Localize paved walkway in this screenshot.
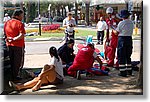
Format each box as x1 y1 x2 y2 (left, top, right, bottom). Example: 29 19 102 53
9 72 142 95
2 28 142 94
5 39 142 95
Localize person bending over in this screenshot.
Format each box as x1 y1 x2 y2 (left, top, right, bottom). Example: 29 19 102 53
58 39 75 71
68 43 103 78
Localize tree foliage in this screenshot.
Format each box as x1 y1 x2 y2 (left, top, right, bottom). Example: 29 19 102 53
3 1 16 17
25 1 37 23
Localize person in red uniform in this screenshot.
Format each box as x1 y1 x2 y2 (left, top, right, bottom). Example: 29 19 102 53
4 9 26 81
67 43 102 78
104 7 120 67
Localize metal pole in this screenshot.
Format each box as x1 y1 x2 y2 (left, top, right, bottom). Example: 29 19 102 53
38 0 41 36
49 10 50 23
48 4 51 24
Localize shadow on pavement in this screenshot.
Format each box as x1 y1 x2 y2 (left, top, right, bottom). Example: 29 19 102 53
2 67 142 95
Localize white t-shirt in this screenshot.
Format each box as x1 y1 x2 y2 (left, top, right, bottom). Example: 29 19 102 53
3 16 11 22
63 17 76 32
49 56 64 80
116 19 134 36
97 20 108 31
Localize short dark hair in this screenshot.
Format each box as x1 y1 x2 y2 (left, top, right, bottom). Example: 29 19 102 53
66 38 75 44
123 16 129 19
87 43 95 49
67 12 73 16
12 9 24 17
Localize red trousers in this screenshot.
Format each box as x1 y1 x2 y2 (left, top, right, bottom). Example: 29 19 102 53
104 34 118 66
68 65 92 77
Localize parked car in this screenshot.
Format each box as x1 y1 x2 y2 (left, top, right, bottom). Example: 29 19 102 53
53 16 64 22
26 17 49 28
33 17 49 22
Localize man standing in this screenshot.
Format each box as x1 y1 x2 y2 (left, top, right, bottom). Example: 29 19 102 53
63 12 76 41
4 9 26 81
3 13 11 23
113 10 134 77
96 16 108 45
104 7 119 67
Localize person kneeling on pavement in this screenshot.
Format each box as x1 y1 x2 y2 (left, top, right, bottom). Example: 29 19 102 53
67 43 103 78
9 47 64 91
58 38 75 75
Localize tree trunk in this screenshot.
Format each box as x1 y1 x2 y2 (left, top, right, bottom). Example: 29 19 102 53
61 7 64 17
85 3 90 26
136 1 143 90
26 2 30 23
68 6 71 12
20 1 23 10
64 8 66 17
20 1 26 23
126 2 128 10
57 7 61 16
75 1 78 24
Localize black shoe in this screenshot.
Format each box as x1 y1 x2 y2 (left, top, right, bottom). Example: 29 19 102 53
118 71 127 77
100 42 103 45
9 81 19 91
104 68 110 72
118 73 127 77
127 70 133 76
86 72 93 77
96 42 100 45
76 70 81 80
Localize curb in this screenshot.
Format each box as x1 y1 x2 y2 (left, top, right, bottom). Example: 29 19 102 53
25 36 141 42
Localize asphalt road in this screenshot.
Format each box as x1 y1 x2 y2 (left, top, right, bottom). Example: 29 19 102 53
25 40 140 58
23 39 140 68
25 40 104 55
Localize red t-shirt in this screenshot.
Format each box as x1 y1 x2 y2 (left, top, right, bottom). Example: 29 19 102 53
4 19 26 47
105 18 119 48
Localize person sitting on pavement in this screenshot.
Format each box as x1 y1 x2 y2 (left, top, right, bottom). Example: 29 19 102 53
58 38 75 75
67 43 103 78
9 46 64 91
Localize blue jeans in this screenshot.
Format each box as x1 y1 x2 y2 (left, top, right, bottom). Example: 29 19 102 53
97 31 104 43
117 36 133 66
65 30 75 42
